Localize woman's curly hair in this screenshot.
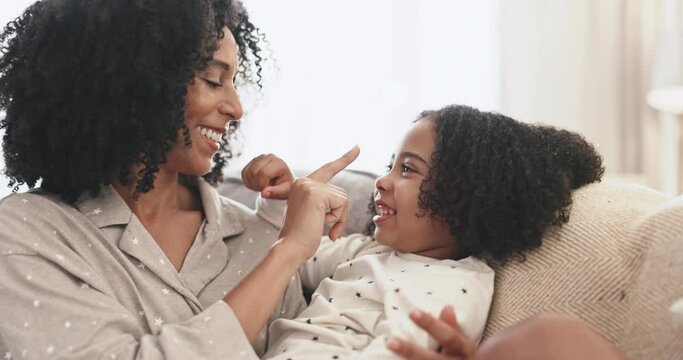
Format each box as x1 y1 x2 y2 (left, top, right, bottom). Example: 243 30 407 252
0 0 266 203
367 105 604 263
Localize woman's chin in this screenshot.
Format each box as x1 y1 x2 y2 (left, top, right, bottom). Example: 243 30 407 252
178 162 213 177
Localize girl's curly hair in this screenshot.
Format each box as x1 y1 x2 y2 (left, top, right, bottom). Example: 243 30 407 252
367 105 604 263
0 0 266 203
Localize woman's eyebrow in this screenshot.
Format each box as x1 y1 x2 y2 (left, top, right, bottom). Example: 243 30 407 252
398 151 429 166
208 59 231 71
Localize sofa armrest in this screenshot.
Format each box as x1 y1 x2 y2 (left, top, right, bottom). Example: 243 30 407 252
618 197 683 359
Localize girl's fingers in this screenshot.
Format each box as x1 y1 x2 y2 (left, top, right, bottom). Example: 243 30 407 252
241 154 268 190
262 182 291 200
252 156 278 189
387 337 453 360
439 305 458 329
410 309 477 357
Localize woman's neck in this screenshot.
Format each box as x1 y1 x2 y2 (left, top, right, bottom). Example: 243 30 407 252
113 168 200 220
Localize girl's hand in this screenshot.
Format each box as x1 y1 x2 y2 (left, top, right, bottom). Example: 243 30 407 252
387 305 478 360
241 154 295 199
277 146 360 263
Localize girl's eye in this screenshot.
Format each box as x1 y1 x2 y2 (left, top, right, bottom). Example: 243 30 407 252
202 78 223 89
401 165 414 174
386 163 393 172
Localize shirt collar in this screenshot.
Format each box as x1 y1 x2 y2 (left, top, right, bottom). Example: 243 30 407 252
75 178 244 238
195 177 244 239
76 185 132 228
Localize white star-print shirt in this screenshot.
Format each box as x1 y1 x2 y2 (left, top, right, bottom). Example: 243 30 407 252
257 198 495 360
0 178 307 359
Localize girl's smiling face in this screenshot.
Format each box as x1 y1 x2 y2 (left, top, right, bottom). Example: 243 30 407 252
373 118 459 260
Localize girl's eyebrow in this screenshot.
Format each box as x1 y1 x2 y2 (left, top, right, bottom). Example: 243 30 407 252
398 151 429 166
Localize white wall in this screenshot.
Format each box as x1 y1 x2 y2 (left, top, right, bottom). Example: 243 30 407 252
497 0 654 177
238 0 499 174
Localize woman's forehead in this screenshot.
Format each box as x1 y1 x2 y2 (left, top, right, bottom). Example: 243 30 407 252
212 29 239 66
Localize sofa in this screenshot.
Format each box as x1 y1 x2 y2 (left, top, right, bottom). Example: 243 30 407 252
217 170 683 359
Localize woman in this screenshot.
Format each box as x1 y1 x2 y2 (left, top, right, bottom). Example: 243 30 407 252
0 0 359 358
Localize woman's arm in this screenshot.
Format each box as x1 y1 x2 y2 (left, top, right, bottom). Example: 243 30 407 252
224 146 360 343
222 239 306 344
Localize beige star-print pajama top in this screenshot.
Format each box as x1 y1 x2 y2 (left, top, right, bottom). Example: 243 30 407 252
0 178 307 360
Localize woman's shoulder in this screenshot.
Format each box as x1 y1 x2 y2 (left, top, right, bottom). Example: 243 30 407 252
1 189 65 209
0 190 87 253
0 190 78 223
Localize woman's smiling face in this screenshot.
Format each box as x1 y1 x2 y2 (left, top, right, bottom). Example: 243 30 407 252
373 118 459 260
163 28 244 176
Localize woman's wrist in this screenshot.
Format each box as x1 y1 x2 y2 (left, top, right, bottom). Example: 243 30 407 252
269 238 310 271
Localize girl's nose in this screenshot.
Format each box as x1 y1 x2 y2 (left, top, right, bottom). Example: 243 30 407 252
375 174 392 193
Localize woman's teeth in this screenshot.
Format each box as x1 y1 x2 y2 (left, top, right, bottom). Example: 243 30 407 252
198 126 222 143
376 205 396 216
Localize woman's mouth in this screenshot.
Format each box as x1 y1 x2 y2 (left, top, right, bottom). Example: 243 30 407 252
197 125 223 151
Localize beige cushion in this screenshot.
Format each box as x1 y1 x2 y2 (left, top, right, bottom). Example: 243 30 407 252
483 181 671 344
619 197 683 359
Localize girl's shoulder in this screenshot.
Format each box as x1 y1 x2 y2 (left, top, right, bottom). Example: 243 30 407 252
447 256 494 275
337 233 392 258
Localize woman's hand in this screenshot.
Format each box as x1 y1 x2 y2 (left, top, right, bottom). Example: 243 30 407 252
388 305 478 360
241 153 295 199
277 146 360 263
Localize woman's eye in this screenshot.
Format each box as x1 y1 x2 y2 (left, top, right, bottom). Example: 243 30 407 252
386 163 393 172
202 78 223 89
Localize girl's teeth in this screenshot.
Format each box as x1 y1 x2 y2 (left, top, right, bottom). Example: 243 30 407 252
376 206 396 216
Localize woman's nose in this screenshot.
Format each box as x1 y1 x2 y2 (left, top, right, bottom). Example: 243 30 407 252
218 86 244 121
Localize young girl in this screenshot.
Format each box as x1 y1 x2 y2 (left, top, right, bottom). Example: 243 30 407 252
242 105 604 359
